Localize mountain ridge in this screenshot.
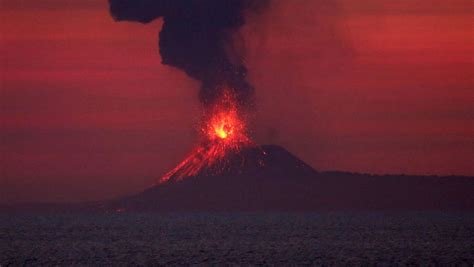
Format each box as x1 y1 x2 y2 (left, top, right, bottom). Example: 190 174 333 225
1 145 473 213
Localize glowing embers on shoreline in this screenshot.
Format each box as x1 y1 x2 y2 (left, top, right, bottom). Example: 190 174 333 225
158 90 253 184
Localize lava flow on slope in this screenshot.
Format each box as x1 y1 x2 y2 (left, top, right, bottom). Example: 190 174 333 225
158 88 257 184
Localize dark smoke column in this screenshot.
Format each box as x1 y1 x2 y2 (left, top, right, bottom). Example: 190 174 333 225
109 0 267 107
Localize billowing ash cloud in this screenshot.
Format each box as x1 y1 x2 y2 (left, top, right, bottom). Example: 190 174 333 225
109 0 268 107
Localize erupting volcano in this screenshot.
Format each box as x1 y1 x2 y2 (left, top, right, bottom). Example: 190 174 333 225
105 0 326 211
109 0 271 185
101 0 472 213
159 88 255 183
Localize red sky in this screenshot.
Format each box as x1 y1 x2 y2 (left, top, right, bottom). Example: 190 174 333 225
1 0 473 203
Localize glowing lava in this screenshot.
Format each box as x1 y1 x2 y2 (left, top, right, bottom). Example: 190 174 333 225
215 124 229 139
158 89 253 184
204 93 248 145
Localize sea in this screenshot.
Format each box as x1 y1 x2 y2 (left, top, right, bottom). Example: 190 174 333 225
1 212 473 265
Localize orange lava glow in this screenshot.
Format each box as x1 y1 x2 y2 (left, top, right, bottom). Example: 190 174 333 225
205 92 247 143
158 89 253 183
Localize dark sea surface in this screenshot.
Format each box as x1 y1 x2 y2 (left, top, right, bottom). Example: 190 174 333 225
1 213 473 265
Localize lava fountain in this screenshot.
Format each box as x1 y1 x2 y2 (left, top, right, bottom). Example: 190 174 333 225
159 88 254 184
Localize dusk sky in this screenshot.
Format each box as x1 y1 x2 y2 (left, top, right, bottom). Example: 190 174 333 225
1 0 473 203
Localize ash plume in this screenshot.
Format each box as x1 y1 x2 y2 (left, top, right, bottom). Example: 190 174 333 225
109 0 268 107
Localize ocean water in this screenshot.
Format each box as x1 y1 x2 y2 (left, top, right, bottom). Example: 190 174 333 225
1 213 473 265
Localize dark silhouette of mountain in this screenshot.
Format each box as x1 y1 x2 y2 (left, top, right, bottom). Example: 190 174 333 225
102 145 473 212
163 144 318 183
1 145 473 213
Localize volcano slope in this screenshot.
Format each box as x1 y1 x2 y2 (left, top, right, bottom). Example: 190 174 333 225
104 145 474 212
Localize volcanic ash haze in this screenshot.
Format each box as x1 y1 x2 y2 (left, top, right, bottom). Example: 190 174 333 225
109 0 268 107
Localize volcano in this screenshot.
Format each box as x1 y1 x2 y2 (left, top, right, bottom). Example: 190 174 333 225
161 144 316 184
2 144 473 213
106 144 318 212
102 144 473 212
